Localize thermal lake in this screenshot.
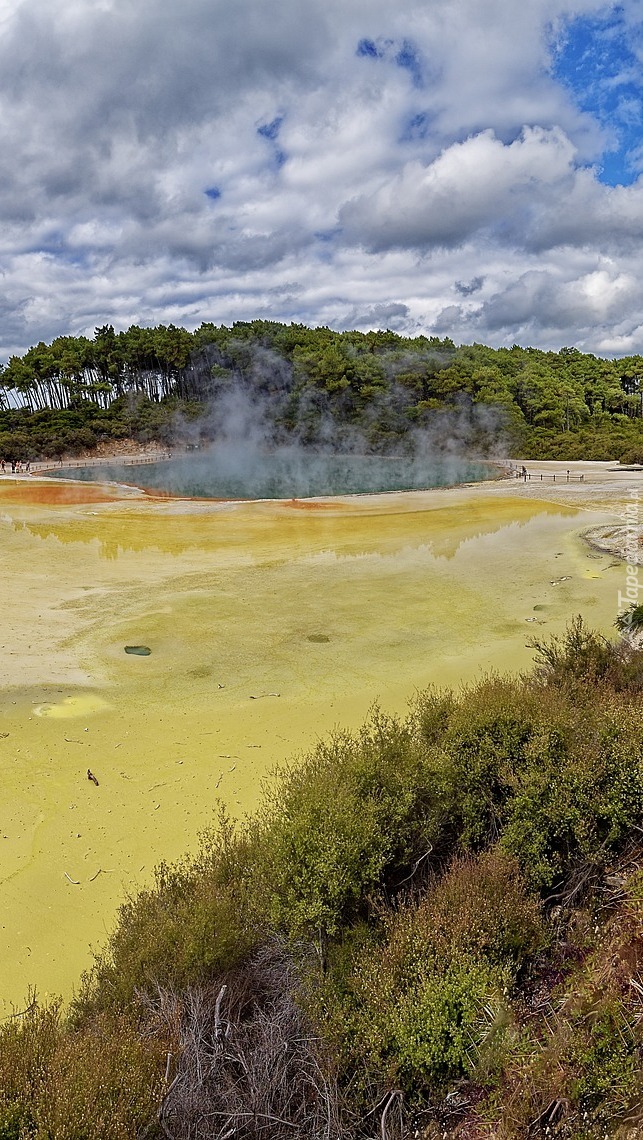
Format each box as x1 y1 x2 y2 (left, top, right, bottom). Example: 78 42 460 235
53 448 494 499
0 469 627 1012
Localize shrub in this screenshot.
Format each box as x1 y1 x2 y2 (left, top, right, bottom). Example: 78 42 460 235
411 665 643 888
490 906 643 1139
413 851 546 964
615 601 643 633
528 614 618 685
0 1001 167 1140
251 711 444 940
157 944 345 1140
529 614 643 691
74 813 261 1018
497 698 643 888
313 853 542 1101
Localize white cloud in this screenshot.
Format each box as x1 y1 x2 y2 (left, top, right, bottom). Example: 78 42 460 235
0 0 643 357
339 126 579 250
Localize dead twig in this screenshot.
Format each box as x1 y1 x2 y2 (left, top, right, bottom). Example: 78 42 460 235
151 942 346 1139
380 1090 402 1140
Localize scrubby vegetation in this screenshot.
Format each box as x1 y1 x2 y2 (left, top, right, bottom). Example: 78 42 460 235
616 602 643 636
2 322 643 462
4 621 643 1137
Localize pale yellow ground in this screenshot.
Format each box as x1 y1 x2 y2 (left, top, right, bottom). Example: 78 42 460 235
0 459 640 1013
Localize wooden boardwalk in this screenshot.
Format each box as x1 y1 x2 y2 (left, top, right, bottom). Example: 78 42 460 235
509 467 586 483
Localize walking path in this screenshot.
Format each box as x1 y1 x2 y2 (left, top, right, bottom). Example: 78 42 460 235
28 445 178 473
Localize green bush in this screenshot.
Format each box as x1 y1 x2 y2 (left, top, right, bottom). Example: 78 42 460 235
569 1001 639 1125
313 853 541 1098
251 711 443 940
73 813 261 1018
386 956 508 1090
527 614 643 688
490 905 643 1139
409 652 643 887
615 601 643 634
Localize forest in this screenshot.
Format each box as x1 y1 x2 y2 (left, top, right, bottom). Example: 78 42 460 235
2 321 643 462
4 621 643 1138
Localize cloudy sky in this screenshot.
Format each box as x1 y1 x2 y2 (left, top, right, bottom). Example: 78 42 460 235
1 0 643 358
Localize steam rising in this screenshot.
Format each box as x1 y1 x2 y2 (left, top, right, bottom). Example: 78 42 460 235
61 447 494 500
59 342 507 498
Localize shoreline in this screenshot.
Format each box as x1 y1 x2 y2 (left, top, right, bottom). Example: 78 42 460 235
0 458 634 1010
0 461 640 553
582 523 643 566
6 452 642 508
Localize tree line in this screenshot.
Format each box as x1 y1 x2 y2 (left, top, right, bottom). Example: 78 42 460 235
2 320 643 460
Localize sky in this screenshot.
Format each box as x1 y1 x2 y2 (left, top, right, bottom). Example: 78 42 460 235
1 0 643 359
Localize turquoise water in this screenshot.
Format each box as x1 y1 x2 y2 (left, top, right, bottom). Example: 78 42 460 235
53 447 495 499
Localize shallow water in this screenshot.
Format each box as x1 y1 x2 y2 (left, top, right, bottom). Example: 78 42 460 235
52 447 494 499
0 478 623 1011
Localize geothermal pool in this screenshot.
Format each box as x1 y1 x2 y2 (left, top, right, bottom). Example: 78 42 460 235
0 475 625 1011
53 448 494 499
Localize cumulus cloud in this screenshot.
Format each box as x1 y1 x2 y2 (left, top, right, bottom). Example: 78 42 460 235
339 126 579 250
480 266 638 332
1 0 643 357
336 302 411 331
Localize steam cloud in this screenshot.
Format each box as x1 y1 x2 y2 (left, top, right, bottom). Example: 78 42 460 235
72 343 509 498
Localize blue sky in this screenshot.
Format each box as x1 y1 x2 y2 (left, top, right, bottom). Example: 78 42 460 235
554 6 643 186
0 0 643 358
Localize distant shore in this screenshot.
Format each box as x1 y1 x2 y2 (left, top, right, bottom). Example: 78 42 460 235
27 440 178 473
4 453 643 526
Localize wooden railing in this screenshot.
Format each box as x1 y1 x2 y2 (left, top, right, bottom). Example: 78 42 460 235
508 468 585 483
28 451 176 473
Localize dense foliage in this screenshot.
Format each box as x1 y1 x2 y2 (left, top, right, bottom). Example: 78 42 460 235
2 321 643 461
4 622 643 1137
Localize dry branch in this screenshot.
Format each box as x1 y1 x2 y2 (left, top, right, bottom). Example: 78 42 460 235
153 943 347 1140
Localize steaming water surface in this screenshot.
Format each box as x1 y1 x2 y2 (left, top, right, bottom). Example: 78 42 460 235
53 448 493 498
0 476 624 1011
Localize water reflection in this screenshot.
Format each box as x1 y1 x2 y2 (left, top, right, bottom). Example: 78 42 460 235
52 448 495 499
6 495 575 563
